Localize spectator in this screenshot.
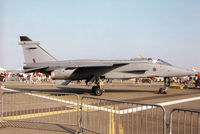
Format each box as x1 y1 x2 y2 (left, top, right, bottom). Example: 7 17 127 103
0 73 5 88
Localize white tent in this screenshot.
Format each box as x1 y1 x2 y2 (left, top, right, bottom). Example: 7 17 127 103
0 67 6 71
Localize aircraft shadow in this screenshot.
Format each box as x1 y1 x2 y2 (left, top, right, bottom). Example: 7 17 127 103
9 86 157 95
187 87 200 90
57 87 156 95
105 89 155 93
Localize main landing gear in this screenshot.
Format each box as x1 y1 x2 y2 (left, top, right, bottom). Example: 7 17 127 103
158 77 170 94
91 77 105 96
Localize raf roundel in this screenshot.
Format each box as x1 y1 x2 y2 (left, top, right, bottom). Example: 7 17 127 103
33 58 36 63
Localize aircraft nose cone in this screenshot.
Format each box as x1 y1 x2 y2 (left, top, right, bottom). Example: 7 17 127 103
174 68 194 77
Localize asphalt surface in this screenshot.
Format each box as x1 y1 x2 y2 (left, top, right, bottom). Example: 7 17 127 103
0 80 200 134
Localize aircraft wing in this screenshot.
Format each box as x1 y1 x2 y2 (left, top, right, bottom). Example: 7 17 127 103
65 63 127 69
23 63 128 80
68 63 129 80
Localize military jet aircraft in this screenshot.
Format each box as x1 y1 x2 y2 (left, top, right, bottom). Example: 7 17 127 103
19 36 193 95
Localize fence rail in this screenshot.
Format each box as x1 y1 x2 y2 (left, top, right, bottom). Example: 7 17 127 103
80 96 166 134
1 91 80 132
169 108 200 134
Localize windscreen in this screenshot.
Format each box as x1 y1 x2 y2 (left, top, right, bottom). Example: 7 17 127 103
157 59 172 66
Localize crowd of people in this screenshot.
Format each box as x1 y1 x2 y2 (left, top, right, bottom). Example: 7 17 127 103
169 75 200 88
0 72 52 88
135 75 200 88
11 72 52 84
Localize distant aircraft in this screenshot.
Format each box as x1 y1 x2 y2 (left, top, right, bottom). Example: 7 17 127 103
19 36 193 95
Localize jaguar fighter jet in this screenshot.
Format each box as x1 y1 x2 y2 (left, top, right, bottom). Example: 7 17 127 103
19 36 193 95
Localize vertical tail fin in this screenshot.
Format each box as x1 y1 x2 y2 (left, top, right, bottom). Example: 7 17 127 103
19 36 57 64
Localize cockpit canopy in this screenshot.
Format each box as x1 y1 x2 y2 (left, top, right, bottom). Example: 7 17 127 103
131 58 172 66
156 59 172 66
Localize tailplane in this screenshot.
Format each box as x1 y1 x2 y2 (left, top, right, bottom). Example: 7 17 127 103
19 36 57 64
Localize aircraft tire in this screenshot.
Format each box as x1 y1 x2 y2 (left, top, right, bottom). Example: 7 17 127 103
94 87 103 96
159 88 165 94
92 86 97 93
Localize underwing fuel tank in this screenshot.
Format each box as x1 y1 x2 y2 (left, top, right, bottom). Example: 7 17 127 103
51 69 75 80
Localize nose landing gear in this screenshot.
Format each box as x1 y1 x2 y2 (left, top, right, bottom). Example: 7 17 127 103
158 77 170 94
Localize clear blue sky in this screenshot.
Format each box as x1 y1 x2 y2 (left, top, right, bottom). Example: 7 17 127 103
0 0 200 70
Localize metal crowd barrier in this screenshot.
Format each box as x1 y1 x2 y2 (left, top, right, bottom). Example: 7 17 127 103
0 91 80 132
79 96 166 134
4 91 200 134
169 108 200 134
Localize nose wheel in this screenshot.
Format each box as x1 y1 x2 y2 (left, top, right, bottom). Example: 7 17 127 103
158 87 167 94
